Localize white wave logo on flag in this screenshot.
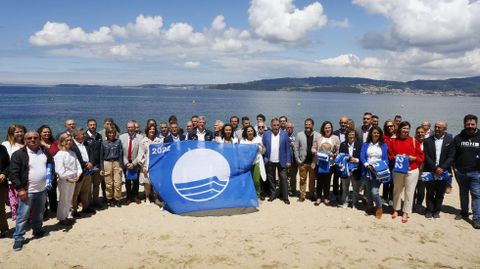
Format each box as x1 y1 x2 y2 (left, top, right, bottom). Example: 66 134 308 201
172 148 231 202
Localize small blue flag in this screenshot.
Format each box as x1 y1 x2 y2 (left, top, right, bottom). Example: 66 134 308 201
148 141 259 215
393 155 409 174
316 151 331 174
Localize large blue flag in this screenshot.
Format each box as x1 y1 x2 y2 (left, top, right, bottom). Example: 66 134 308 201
148 141 259 215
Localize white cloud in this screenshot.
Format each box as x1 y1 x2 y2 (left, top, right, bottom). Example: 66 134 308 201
316 54 360 66
184 61 200 68
211 15 226 31
353 0 480 52
165 23 206 45
248 0 327 42
29 22 114 46
329 18 350 28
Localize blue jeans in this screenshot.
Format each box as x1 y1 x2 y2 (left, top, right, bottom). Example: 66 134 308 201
13 191 47 242
365 178 383 209
456 171 480 221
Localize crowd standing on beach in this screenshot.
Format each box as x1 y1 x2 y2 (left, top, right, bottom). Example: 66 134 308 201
0 112 479 251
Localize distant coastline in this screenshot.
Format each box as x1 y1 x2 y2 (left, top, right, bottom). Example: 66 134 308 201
2 75 480 97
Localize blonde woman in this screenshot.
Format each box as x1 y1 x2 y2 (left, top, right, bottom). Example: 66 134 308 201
135 125 162 205
54 134 82 225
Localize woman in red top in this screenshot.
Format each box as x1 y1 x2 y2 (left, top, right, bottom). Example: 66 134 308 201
388 121 425 223
38 125 59 215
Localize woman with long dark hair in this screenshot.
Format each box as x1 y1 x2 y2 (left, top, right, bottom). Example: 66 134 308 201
382 120 396 206
360 126 389 219
38 125 59 214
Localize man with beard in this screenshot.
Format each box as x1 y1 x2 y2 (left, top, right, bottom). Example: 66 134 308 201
356 112 372 143
294 118 318 202
453 114 480 229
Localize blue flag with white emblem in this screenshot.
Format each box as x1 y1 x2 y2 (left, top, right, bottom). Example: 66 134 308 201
148 141 259 215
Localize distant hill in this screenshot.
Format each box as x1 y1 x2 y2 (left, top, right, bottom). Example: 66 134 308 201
208 76 480 96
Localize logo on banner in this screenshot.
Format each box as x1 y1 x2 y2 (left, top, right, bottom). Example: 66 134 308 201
172 148 231 202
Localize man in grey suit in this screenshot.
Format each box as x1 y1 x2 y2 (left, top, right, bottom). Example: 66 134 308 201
294 118 319 202
119 120 143 204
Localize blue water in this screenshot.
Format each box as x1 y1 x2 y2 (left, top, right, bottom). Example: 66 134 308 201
0 85 478 138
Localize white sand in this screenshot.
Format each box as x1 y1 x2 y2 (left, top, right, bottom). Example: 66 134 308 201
1 183 479 269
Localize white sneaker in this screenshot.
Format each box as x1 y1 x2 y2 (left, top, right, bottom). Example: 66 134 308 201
146 200 151 205
341 203 348 208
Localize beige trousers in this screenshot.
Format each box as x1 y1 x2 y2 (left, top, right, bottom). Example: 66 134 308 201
72 174 92 211
103 161 123 201
393 168 419 214
298 163 316 199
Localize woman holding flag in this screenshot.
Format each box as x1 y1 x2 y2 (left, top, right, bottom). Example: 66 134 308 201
388 121 424 223
360 126 389 219
312 121 340 206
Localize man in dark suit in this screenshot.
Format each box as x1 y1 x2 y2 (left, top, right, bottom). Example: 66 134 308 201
187 116 214 141
84 119 103 207
356 112 372 143
164 123 186 143
262 118 292 204
423 120 455 219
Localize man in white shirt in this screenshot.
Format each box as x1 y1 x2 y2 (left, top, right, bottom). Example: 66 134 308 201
10 131 53 251
262 119 292 204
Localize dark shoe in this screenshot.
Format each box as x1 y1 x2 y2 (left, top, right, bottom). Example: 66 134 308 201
0 230 11 238
107 200 114 207
425 212 433 220
314 199 321 206
455 213 469 220
365 207 375 216
134 198 141 204
58 220 71 226
115 200 122 208
13 240 23 251
267 195 276 202
33 230 49 239
433 212 440 219
82 208 96 214
71 211 81 218
297 197 305 202
125 199 133 206
284 200 290 205
259 195 265 201
473 220 480 229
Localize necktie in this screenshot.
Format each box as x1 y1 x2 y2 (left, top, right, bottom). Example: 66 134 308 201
127 135 133 161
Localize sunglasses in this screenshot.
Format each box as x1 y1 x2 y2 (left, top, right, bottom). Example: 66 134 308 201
26 136 39 140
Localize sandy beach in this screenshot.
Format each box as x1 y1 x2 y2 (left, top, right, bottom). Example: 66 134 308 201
1 182 479 269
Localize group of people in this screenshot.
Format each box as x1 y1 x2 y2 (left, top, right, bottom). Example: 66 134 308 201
0 112 479 251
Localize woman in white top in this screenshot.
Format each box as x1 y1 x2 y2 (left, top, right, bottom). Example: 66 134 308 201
239 125 265 197
215 124 238 144
135 125 163 205
54 133 82 225
2 124 26 221
311 121 341 206
360 126 389 219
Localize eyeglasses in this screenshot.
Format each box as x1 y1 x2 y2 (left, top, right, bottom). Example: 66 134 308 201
258 126 265 129
26 136 39 140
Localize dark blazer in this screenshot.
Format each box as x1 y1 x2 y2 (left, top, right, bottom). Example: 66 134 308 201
423 134 455 173
0 145 10 187
187 129 214 141
262 130 291 168
333 129 346 143
9 146 55 191
339 140 362 178
164 134 186 143
71 141 91 181
84 131 102 168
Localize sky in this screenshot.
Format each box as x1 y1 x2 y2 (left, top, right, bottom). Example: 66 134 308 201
1 0 479 85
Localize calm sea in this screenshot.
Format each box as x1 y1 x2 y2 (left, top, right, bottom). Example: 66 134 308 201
0 85 478 138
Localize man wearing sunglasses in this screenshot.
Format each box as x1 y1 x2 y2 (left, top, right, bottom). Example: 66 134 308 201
10 131 55 251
